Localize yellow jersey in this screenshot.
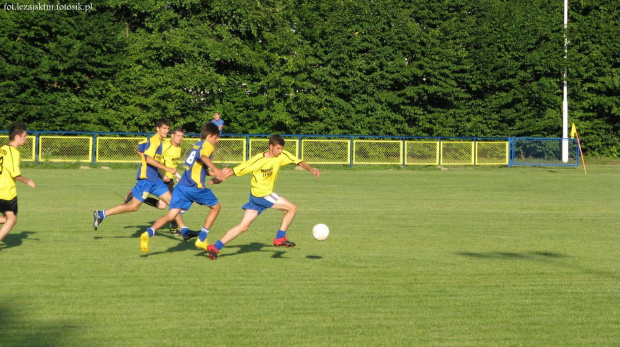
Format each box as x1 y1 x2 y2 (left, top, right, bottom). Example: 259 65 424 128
0 145 22 200
233 150 301 197
161 138 182 179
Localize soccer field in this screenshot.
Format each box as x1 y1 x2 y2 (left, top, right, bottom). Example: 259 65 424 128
1 166 618 346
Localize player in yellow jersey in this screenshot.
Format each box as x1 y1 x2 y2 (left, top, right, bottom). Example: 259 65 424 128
93 118 185 232
123 127 185 234
139 122 227 253
205 134 320 260
0 123 36 251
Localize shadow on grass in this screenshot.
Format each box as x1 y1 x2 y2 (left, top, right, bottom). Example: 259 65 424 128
457 251 567 259
191 242 294 259
92 223 154 239
1 231 38 250
0 299 81 346
457 251 618 279
141 240 298 259
305 255 323 260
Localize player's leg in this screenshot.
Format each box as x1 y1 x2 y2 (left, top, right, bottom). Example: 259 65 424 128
194 202 221 250
165 180 179 232
93 181 147 230
270 196 298 247
180 188 220 250
156 184 194 239
206 209 259 259
140 208 182 253
0 211 17 243
156 190 187 233
0 198 19 247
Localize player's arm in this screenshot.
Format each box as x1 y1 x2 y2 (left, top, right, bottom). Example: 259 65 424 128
145 155 176 175
200 155 227 182
298 161 320 179
15 175 35 188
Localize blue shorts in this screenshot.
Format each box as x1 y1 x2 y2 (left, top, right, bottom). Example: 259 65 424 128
242 193 280 215
131 179 170 202
169 184 219 211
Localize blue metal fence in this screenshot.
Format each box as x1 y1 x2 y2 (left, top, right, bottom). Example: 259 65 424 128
0 131 580 168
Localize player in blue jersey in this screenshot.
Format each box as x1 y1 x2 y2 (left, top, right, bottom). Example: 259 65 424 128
139 122 228 253
93 118 185 231
123 127 185 234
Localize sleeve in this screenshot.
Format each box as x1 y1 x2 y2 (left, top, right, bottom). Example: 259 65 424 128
233 153 264 177
137 140 149 153
200 142 215 159
280 150 302 166
8 147 21 178
143 136 160 159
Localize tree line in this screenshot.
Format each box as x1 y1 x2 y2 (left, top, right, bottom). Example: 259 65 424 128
1 0 618 155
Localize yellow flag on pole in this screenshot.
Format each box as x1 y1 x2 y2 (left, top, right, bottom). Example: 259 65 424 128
570 123 576 139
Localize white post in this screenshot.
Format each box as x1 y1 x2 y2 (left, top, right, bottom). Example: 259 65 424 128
562 0 569 162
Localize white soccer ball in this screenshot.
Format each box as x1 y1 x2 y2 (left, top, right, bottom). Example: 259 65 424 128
312 223 330 241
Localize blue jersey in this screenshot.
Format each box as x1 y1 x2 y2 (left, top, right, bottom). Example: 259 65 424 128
136 135 163 182
178 140 215 189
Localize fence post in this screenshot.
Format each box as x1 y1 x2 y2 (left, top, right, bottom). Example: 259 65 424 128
402 137 406 168
438 137 442 166
349 136 354 168
35 132 40 165
92 133 97 165
473 137 477 166
508 137 514 168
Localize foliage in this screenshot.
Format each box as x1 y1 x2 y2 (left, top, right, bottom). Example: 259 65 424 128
0 0 618 155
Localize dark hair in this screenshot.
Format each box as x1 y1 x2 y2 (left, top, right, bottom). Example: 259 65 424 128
155 118 170 128
171 126 184 134
200 122 219 140
8 122 27 141
269 134 285 146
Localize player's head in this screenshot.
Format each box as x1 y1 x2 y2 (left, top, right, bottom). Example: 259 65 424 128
170 127 184 146
213 112 220 121
268 134 285 157
8 122 27 142
155 118 170 138
201 122 220 141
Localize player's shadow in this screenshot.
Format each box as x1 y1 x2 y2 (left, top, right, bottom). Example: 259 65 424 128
142 238 200 257
215 242 293 259
456 251 567 259
92 223 154 239
457 251 618 280
1 231 38 249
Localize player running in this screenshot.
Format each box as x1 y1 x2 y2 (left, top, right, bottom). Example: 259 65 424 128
139 123 227 253
124 126 185 234
93 118 185 232
0 123 36 251
205 134 320 260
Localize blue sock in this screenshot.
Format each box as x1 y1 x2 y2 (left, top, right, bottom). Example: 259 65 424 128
147 227 155 238
198 228 209 242
98 210 106 219
276 229 286 239
214 240 225 251
180 227 189 236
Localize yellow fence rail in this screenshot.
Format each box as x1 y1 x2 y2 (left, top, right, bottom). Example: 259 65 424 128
0 136 36 162
2 132 514 167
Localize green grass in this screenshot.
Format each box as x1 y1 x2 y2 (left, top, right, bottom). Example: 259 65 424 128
1 165 618 346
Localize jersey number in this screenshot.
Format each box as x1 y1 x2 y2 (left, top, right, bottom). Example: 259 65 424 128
185 150 197 166
0 156 4 175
